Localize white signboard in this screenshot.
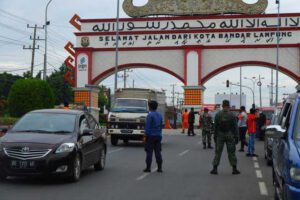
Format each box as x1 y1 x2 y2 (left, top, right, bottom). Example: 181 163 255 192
77 31 299 48
80 16 300 33
76 53 89 87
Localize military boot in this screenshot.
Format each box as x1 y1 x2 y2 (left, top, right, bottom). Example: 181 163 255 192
210 166 218 175
157 162 163 173
208 143 213 149
232 166 241 175
203 143 206 149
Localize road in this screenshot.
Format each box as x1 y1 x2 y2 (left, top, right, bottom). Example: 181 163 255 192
0 129 274 200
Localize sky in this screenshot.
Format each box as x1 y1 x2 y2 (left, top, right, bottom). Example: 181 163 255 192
0 0 299 108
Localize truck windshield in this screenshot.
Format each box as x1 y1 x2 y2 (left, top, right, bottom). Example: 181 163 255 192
112 99 148 113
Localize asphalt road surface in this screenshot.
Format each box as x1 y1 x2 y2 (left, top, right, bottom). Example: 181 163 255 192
0 129 274 200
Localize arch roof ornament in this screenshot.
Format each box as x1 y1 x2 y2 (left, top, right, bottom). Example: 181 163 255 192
123 0 268 18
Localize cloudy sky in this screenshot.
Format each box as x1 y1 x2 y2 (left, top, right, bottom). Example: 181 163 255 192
0 0 299 108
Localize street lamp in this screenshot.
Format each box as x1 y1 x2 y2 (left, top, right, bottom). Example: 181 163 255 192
275 0 281 106
43 0 53 81
244 76 258 105
114 0 120 94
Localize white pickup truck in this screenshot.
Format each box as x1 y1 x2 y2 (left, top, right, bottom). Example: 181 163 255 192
107 98 148 146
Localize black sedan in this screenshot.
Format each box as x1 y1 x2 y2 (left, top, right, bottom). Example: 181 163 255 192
0 109 107 182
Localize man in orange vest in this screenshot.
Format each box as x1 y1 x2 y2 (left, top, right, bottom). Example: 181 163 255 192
181 109 189 134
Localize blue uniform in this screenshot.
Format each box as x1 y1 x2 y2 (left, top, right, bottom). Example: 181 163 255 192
144 111 163 169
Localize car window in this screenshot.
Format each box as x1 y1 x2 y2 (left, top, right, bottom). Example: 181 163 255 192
79 116 90 133
87 115 97 129
278 103 291 127
294 103 300 140
281 104 292 130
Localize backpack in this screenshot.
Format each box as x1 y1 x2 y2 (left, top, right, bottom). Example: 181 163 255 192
219 111 232 132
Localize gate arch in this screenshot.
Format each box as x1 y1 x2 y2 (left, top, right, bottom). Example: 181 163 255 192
91 63 185 85
201 61 300 84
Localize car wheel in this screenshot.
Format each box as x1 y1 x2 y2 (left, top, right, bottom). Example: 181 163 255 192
111 136 118 146
94 148 106 171
69 154 81 182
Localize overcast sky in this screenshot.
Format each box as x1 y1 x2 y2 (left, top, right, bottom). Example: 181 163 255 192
0 0 299 108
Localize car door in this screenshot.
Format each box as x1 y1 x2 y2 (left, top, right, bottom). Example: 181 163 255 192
86 114 103 164
78 114 95 168
273 102 292 178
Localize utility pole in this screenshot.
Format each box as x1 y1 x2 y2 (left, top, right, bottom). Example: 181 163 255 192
258 75 263 108
275 0 281 106
118 69 132 88
170 84 176 107
23 24 44 77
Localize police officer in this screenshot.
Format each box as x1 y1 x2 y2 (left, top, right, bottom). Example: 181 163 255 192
211 100 240 175
187 108 198 136
200 108 214 149
144 100 163 173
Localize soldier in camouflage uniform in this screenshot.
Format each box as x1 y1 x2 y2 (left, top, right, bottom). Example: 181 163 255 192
210 100 240 175
200 108 214 149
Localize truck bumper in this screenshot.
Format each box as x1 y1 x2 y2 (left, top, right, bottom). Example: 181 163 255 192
108 129 145 141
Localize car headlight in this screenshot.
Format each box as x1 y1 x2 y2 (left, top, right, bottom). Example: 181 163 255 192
55 143 75 154
290 167 300 181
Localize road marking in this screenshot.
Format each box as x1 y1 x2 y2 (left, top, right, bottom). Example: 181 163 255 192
179 150 190 156
258 182 268 196
252 157 258 161
108 148 124 154
254 162 260 169
256 170 263 178
136 167 158 181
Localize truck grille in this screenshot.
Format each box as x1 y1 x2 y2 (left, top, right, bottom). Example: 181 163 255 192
4 148 52 160
119 118 137 122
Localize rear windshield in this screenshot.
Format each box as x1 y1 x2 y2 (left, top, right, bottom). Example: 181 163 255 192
12 113 76 134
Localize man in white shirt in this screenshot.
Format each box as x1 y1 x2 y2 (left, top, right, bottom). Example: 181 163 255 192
238 106 248 152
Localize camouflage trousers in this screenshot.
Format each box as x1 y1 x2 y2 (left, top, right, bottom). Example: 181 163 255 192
202 130 212 145
212 134 237 167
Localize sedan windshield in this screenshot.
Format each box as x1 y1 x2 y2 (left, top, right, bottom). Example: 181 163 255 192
12 113 76 134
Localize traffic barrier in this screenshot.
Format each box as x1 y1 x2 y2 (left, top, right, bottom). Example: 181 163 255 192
165 119 171 129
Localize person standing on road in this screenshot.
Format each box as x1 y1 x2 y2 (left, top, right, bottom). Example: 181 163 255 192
247 108 258 157
211 100 240 175
200 108 214 149
181 109 189 134
144 100 163 173
257 110 267 141
238 106 248 152
188 108 198 136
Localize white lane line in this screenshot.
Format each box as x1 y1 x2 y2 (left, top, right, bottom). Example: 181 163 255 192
252 157 258 161
136 167 158 181
179 150 190 156
256 170 263 178
254 162 260 169
108 148 124 154
259 182 268 196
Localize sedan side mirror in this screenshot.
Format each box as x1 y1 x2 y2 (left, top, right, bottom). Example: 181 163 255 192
266 125 286 139
82 129 93 136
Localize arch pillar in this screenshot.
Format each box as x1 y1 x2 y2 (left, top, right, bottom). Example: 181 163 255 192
183 47 205 109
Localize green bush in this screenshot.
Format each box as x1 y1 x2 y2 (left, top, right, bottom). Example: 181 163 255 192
8 79 55 117
0 117 19 125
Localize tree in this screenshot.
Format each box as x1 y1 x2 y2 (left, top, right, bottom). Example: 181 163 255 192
0 72 23 100
8 79 55 117
98 86 110 114
47 64 73 105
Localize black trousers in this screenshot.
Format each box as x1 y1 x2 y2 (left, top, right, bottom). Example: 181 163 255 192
239 127 247 150
188 123 195 135
145 136 162 169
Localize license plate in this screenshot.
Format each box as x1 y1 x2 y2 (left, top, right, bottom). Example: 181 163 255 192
11 160 35 169
121 129 133 134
